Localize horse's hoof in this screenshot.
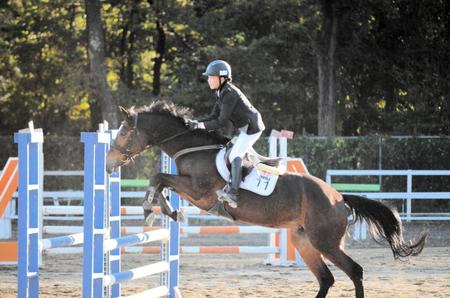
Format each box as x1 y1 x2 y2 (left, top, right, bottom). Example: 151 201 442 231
142 199 153 210
145 212 156 226
176 210 186 223
145 186 156 201
226 200 237 208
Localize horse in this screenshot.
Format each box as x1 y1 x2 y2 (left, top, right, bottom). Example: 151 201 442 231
105 100 427 298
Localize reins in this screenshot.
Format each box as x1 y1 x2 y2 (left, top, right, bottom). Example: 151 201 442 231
159 130 190 145
172 144 223 162
158 122 223 161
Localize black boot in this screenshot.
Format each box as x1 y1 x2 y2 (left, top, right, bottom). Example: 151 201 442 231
217 157 242 208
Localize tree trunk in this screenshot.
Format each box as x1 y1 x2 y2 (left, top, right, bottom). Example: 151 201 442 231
316 0 338 136
152 19 166 96
85 0 118 128
148 0 166 97
119 1 138 89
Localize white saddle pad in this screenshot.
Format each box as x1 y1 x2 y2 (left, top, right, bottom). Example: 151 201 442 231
215 148 282 196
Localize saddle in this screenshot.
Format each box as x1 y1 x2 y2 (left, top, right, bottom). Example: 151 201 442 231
223 141 283 175
215 141 286 196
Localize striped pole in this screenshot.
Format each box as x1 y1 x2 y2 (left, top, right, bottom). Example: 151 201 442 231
44 225 278 235
104 229 170 251
39 233 84 251
103 262 169 287
15 122 44 298
37 245 281 255
123 246 278 254
41 205 210 216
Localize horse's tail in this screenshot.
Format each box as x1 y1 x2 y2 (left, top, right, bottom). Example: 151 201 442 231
343 194 427 259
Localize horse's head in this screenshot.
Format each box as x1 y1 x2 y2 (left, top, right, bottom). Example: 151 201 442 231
106 106 149 173
106 100 229 173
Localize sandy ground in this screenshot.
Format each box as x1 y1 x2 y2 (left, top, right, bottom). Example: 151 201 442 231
1 223 449 297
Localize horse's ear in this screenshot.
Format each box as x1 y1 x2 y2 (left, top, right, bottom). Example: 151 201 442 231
119 106 129 119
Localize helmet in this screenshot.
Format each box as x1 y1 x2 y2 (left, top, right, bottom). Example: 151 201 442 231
202 60 232 79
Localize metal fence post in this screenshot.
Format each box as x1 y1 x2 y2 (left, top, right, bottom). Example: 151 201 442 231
407 171 412 222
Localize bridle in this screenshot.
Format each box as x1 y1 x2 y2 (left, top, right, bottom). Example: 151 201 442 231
110 112 191 164
110 114 144 163
110 132 143 163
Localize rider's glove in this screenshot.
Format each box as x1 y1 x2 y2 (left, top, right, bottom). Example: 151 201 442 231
187 120 205 131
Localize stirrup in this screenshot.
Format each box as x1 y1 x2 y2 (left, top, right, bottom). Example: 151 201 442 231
216 186 238 208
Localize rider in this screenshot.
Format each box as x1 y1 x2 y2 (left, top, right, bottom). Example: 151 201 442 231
188 60 265 208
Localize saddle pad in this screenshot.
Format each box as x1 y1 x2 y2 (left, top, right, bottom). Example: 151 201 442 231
215 148 280 196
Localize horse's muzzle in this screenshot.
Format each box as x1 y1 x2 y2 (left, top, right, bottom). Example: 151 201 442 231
106 156 131 173
106 160 117 174
106 150 122 173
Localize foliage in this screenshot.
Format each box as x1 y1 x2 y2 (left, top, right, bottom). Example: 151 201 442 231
0 0 448 137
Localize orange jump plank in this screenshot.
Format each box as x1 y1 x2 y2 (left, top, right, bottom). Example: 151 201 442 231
0 242 18 263
197 226 240 234
287 159 308 174
0 158 18 217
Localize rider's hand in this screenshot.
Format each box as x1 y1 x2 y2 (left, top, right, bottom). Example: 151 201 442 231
187 120 205 131
187 120 198 130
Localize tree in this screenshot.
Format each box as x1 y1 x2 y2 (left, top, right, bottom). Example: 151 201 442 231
148 0 166 97
337 0 450 135
315 0 339 136
85 0 118 127
1 0 448 137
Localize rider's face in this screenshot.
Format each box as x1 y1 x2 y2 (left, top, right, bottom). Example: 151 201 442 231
207 76 221 90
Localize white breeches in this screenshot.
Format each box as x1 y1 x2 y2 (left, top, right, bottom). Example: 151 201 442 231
229 130 262 162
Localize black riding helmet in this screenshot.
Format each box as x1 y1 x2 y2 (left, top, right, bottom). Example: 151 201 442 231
202 60 232 80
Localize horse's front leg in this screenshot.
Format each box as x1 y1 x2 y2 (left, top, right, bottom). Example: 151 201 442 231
143 173 200 226
143 184 180 226
143 191 182 225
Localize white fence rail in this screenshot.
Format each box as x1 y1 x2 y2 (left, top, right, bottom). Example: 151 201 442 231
326 169 450 222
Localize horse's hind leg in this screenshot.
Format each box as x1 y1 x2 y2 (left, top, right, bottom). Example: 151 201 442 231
323 249 364 298
291 228 334 298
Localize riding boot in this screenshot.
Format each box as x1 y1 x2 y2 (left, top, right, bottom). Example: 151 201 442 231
218 157 242 208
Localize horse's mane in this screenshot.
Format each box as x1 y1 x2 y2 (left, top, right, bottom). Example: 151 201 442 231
132 100 192 122
131 100 229 144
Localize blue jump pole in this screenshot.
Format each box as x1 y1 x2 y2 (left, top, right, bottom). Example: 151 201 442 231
40 233 84 250
81 129 110 298
82 127 180 298
15 124 44 298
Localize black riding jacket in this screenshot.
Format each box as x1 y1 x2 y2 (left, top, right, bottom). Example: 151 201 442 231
201 82 265 134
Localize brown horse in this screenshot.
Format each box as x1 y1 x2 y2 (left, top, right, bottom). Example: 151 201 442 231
106 100 427 298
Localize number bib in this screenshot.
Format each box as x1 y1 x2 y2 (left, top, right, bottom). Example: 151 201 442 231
215 148 280 196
